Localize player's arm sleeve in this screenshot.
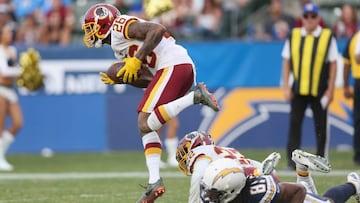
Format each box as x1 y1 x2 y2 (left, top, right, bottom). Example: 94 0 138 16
281 40 290 59
188 157 211 203
327 37 339 62
122 17 139 40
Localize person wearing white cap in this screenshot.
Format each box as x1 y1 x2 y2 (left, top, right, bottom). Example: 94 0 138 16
281 2 338 170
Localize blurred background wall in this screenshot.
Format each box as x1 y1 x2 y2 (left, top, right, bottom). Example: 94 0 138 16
2 0 359 153
9 40 352 153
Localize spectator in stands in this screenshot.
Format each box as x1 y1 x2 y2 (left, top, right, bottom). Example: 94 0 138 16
0 0 15 22
0 1 16 31
15 13 40 46
293 0 326 28
0 23 23 171
332 3 358 39
0 4 7 25
154 0 193 39
113 0 130 15
12 0 43 22
259 0 294 41
128 0 147 19
195 0 222 40
174 0 199 40
221 0 250 39
39 0 74 45
41 0 73 15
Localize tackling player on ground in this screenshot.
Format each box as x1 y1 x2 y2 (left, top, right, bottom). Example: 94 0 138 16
82 4 219 203
200 150 360 203
176 131 281 203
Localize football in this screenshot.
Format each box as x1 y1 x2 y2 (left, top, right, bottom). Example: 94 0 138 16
106 62 153 88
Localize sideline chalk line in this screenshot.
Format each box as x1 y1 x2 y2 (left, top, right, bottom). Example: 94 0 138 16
0 170 357 180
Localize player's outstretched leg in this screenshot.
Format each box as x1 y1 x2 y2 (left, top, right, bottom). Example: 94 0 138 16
262 152 281 175
193 82 220 112
136 178 165 203
292 149 331 173
347 172 360 203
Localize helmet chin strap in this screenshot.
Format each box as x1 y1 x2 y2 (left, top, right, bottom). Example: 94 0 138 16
94 39 103 48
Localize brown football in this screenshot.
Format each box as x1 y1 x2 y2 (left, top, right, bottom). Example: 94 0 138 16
106 62 153 88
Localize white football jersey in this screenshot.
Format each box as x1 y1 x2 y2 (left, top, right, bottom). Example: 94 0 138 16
110 15 194 70
187 145 262 203
187 145 261 175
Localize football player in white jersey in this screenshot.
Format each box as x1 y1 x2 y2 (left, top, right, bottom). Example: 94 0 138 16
176 131 281 203
200 151 360 203
82 3 220 203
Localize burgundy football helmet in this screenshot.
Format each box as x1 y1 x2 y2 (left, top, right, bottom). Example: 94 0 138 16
82 3 121 48
176 131 214 175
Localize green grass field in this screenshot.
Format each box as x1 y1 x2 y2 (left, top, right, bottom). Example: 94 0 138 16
0 149 359 203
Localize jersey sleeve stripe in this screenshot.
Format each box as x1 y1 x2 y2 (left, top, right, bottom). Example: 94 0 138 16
124 18 138 40
190 154 212 174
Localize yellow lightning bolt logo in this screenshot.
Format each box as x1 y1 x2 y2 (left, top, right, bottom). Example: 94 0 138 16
209 88 353 142
213 167 243 185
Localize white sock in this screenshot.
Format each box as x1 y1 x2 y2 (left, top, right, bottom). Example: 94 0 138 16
165 137 178 163
142 132 162 184
296 164 318 195
146 154 161 184
147 93 194 131
0 131 14 159
297 174 318 194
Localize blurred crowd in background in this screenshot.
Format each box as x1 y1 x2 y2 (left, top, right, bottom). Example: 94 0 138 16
0 0 359 46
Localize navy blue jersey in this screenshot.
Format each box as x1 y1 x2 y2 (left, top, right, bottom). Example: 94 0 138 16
231 175 281 203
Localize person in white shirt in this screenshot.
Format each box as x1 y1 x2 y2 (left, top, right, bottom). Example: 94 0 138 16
0 23 23 171
281 2 338 170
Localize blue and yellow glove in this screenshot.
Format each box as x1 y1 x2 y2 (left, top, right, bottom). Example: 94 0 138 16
99 72 115 85
117 57 142 83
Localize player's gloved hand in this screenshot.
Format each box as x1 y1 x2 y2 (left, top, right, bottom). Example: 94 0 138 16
116 57 142 83
99 72 115 85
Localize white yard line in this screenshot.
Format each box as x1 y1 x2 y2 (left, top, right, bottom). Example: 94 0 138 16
0 171 183 180
0 170 356 180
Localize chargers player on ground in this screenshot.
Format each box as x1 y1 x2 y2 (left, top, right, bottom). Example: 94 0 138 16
200 150 360 203
82 3 219 203
176 131 281 203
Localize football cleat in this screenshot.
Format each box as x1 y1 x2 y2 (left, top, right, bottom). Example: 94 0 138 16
292 149 331 173
261 152 281 175
136 178 165 203
193 82 220 112
347 172 360 203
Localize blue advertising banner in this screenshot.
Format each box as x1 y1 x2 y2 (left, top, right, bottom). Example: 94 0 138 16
8 40 352 153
